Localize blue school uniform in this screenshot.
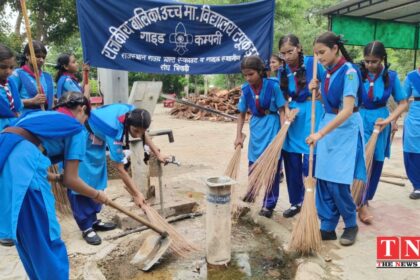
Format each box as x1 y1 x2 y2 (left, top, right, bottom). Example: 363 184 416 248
315 61 366 231
9 68 54 113
279 56 325 206
403 69 420 190
359 69 406 201
56 74 82 98
68 103 135 231
238 78 286 209
0 111 84 280
0 79 23 130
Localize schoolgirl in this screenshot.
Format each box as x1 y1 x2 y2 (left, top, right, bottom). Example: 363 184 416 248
0 44 22 130
68 103 169 245
307 32 366 246
358 41 408 222
0 91 109 279
403 66 420 200
235 55 286 218
269 54 283 78
55 53 90 99
0 44 23 247
9 41 54 113
277 34 325 218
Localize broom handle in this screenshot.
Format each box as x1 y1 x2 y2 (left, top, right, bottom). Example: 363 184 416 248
20 0 45 111
107 200 168 237
308 55 318 178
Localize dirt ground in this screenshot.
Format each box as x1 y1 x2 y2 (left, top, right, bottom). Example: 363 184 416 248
1 104 419 280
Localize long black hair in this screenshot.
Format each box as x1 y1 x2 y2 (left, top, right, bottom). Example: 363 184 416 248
0 44 14 62
19 40 47 67
278 34 306 93
314 31 353 63
240 56 267 79
55 53 73 83
360 41 390 88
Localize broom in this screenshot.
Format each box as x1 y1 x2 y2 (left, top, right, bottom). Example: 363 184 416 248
289 55 321 255
351 121 382 207
225 133 246 216
21 0 72 216
142 204 198 257
242 109 299 203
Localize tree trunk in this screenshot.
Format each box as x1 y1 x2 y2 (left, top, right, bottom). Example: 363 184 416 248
14 11 23 38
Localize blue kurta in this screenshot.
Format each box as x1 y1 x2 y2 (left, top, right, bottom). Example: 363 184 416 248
359 70 406 161
237 78 286 162
9 68 54 113
403 69 420 153
0 79 23 130
77 103 135 191
280 56 325 154
56 74 82 98
315 62 366 185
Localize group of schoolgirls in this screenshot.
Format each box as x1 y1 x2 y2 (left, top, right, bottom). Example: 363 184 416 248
0 41 169 279
236 31 419 247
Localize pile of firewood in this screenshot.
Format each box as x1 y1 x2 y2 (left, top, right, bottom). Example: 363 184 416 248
169 87 250 122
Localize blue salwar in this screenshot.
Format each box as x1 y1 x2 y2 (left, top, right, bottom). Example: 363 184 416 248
16 189 69 280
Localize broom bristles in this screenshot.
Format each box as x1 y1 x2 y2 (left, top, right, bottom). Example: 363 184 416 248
289 177 321 254
49 165 73 218
242 109 299 204
225 143 243 216
351 123 381 206
142 204 198 257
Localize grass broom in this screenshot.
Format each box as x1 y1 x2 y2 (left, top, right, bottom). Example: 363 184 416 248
225 133 246 216
142 204 198 257
21 0 72 217
289 55 321 255
242 109 299 204
351 121 382 207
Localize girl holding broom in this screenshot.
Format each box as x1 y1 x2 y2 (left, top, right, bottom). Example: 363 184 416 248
55 53 90 99
0 91 109 279
307 32 366 246
235 55 286 218
403 67 420 200
358 41 408 223
0 44 23 247
67 103 170 245
277 34 325 218
10 41 54 113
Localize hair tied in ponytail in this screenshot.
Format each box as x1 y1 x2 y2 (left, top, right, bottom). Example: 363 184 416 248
337 35 347 45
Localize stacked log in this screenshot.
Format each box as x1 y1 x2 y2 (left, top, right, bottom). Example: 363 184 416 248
169 87 251 122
